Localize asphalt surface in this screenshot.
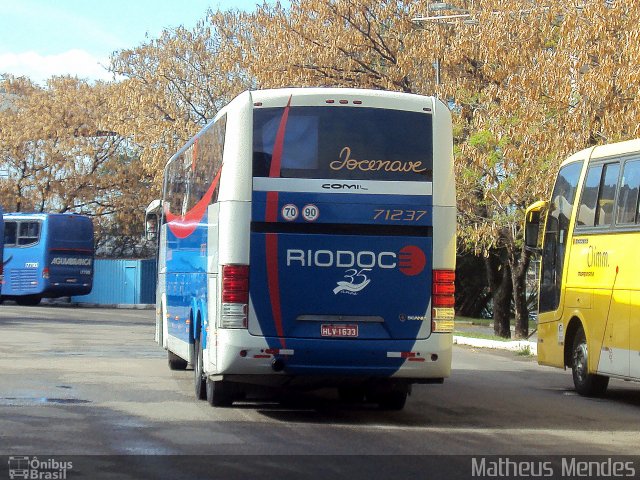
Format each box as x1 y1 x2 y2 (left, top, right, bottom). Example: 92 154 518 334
1 305 639 479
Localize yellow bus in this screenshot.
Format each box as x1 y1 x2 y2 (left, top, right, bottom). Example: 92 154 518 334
525 139 640 396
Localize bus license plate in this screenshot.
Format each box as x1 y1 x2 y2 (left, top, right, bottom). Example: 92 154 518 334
321 324 358 338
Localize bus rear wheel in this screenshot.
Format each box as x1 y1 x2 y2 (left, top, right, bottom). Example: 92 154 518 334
378 389 408 411
338 386 366 404
571 326 609 397
367 383 410 411
168 351 188 370
206 379 234 407
194 337 206 400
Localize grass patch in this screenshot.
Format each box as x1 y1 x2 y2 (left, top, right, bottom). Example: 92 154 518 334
453 331 512 342
516 344 533 356
455 316 537 329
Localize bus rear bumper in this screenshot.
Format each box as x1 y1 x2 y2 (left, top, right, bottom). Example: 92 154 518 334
210 330 452 386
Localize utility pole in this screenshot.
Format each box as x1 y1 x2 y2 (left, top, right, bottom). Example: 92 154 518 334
412 2 476 85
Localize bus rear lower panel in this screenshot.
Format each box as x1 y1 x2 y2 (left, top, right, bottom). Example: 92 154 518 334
214 329 452 389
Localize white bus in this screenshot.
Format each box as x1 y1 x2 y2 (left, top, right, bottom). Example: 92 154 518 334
146 88 456 410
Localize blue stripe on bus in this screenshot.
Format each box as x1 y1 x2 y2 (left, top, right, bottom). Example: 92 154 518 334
251 191 433 225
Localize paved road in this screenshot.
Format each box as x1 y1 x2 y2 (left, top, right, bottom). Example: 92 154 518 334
1 306 639 477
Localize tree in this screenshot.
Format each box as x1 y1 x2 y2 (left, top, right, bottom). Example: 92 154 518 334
244 0 544 336
244 1 436 92
438 0 640 336
108 10 255 187
0 75 152 255
240 0 640 337
5 0 638 318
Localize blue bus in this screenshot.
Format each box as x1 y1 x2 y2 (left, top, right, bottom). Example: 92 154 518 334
2 213 94 305
146 88 456 410
0 206 4 296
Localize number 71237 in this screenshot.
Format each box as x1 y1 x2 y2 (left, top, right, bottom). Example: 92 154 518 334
373 209 427 222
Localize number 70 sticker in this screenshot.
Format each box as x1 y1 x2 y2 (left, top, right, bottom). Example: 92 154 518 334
281 204 298 221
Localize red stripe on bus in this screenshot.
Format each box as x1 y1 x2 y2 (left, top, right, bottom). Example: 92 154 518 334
165 168 222 239
264 97 292 348
265 97 292 223
268 96 292 178
266 233 286 348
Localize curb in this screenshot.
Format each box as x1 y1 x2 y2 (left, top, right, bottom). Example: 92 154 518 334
72 303 155 310
453 335 537 355
39 300 155 310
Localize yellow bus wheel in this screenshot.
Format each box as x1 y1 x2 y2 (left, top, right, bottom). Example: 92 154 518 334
571 327 609 397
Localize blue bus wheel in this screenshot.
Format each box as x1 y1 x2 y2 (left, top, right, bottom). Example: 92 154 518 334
338 386 366 404
16 295 41 306
194 337 206 400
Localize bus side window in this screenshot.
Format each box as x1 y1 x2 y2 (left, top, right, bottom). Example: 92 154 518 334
539 161 582 313
616 159 640 224
18 221 40 246
4 221 17 246
577 166 602 227
595 163 620 227
165 158 185 217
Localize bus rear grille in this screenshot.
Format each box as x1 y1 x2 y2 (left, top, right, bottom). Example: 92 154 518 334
9 270 39 291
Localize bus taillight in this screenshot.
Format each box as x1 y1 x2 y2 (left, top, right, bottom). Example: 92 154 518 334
42 267 50 280
221 264 249 329
432 269 455 332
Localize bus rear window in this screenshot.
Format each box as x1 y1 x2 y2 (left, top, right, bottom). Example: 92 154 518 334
49 216 94 250
253 106 433 182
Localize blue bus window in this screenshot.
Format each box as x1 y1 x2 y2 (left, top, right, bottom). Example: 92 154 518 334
4 221 17 246
18 221 40 246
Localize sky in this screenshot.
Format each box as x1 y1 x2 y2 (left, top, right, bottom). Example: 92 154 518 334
0 0 270 85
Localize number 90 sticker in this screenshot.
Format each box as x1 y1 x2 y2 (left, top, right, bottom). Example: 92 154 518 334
281 204 298 221
302 204 320 222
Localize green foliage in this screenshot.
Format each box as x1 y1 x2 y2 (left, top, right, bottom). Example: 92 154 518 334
468 129 495 150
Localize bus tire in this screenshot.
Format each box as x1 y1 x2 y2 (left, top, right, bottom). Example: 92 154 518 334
378 389 408 411
206 378 234 407
194 336 206 400
17 295 41 306
338 386 366 403
571 326 609 397
207 378 233 407
168 350 188 370
368 383 409 411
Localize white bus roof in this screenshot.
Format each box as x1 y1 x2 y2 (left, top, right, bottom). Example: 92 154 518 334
561 138 640 168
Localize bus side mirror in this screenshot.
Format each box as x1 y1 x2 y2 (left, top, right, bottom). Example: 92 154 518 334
145 213 159 241
145 199 162 242
524 201 548 254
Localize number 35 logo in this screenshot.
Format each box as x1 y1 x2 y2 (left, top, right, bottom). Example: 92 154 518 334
333 268 371 295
